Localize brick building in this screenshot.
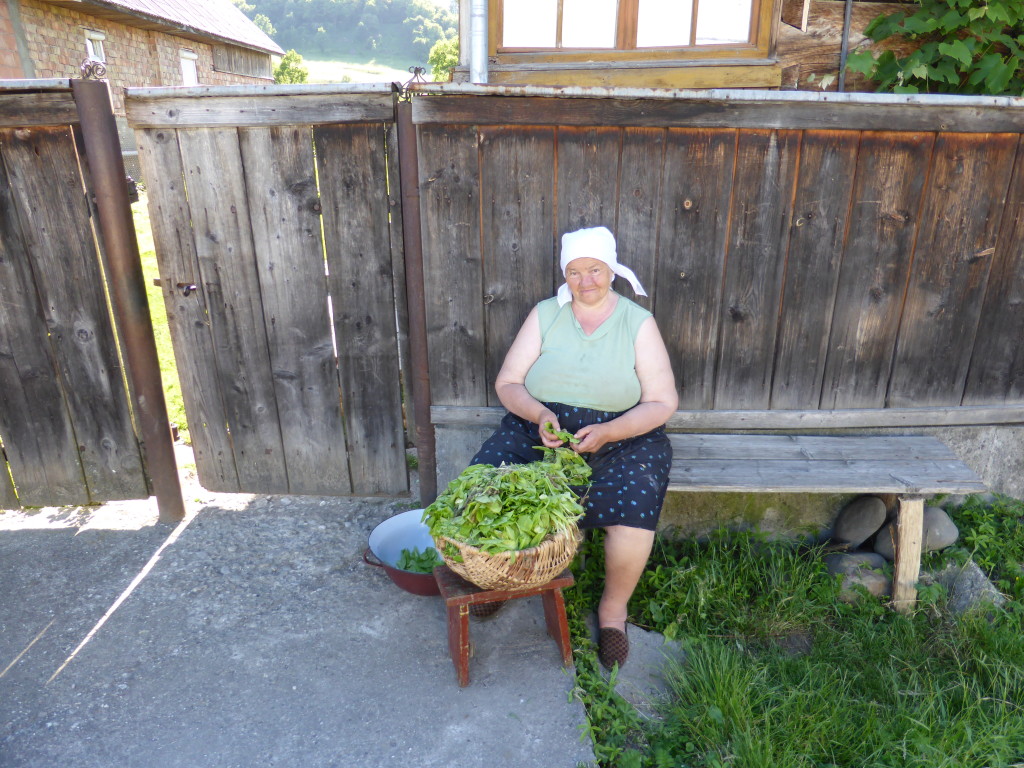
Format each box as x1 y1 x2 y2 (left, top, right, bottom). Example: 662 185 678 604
2 0 282 105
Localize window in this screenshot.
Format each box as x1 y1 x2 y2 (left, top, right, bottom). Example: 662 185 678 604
180 49 199 86
500 0 759 51
493 0 774 60
83 29 105 62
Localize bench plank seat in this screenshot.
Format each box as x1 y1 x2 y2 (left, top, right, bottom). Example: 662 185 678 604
667 434 986 495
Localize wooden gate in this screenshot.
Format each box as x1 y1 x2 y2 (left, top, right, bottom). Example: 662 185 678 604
0 83 149 508
125 86 409 496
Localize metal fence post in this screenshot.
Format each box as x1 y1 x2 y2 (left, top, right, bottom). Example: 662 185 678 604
71 77 185 523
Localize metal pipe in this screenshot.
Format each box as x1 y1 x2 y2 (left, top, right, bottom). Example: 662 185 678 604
71 78 185 523
395 99 438 505
469 0 488 84
838 0 854 92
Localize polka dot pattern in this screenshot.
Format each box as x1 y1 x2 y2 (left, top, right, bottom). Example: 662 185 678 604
469 401 672 532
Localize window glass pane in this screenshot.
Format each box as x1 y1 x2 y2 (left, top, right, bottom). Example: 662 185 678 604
637 0 693 47
181 56 198 86
562 0 617 48
696 0 753 44
503 0 557 47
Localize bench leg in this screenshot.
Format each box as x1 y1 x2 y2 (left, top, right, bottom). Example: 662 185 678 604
447 604 471 686
892 495 925 613
541 588 573 667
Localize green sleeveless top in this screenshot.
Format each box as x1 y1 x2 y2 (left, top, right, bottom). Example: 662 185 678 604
524 294 651 413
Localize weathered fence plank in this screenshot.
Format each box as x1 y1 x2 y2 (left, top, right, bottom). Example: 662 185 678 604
653 128 735 409
135 127 241 491
2 126 146 501
418 123 487 407
0 140 88 506
0 92 79 127
772 129 860 409
384 121 414 442
315 122 407 495
176 127 288 492
715 129 801 409
0 455 17 509
239 125 352 496
889 132 1018 407
126 92 395 129
615 127 665 314
820 131 934 409
478 127 557 406
964 135 1024 405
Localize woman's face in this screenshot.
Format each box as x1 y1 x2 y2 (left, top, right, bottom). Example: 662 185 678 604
565 257 613 306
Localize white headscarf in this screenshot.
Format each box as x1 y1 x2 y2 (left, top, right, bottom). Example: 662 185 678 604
556 226 647 307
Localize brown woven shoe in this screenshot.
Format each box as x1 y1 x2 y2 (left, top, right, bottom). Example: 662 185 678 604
468 600 506 619
598 626 629 669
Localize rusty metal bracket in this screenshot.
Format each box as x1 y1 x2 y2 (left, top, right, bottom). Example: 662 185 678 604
397 66 427 101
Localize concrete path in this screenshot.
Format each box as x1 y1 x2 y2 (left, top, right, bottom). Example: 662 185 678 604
0 467 595 768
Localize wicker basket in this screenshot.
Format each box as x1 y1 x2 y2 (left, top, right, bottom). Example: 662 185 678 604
434 525 582 591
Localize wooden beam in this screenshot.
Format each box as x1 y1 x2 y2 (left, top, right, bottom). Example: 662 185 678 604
891 495 925 612
429 403 1024 429
125 93 395 128
0 92 78 127
410 93 1024 132
483 63 783 89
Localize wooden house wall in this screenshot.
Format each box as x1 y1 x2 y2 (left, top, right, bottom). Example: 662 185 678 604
411 95 1024 420
0 89 148 507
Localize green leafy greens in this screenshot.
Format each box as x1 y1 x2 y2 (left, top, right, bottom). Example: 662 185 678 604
422 447 591 555
395 546 442 574
543 421 580 444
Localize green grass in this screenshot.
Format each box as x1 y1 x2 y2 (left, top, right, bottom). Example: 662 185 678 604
567 495 1024 767
303 58 417 84
131 194 188 445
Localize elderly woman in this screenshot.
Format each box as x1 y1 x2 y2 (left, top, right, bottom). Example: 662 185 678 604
469 226 677 669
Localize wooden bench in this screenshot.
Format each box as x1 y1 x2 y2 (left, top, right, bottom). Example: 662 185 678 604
665 433 987 611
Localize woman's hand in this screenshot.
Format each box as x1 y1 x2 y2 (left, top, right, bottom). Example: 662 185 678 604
538 411 563 448
572 422 618 454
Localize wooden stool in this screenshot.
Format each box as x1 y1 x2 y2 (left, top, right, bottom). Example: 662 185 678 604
433 565 575 687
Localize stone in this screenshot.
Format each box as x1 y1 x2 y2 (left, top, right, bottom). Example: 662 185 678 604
838 569 891 603
590 616 685 720
923 506 959 550
875 506 960 561
832 496 887 549
823 551 888 577
930 560 1006 615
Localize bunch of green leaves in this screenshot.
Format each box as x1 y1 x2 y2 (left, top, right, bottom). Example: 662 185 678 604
422 447 590 555
846 0 1024 95
395 546 442 574
543 421 580 445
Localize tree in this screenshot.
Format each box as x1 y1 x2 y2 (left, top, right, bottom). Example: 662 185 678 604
254 13 277 37
274 49 309 83
428 36 458 82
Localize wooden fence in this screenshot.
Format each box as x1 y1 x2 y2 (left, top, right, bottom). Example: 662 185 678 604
125 86 409 496
412 89 1024 444
0 83 149 507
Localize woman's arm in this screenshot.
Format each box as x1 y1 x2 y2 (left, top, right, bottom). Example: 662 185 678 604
494 307 564 448
573 316 678 454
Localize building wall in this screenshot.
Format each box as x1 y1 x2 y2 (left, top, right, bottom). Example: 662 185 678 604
17 0 273 113
0 0 26 77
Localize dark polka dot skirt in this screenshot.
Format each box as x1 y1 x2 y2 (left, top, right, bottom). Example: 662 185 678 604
469 402 672 532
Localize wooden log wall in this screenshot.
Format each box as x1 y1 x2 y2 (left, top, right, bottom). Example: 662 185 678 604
0 88 148 507
125 88 408 496
412 94 1024 424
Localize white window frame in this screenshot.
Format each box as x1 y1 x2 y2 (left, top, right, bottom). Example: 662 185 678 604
83 28 106 62
180 49 199 86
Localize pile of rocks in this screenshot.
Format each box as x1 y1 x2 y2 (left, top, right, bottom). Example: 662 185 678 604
824 496 961 604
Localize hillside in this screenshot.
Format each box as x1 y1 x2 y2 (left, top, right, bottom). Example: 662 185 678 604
232 0 456 67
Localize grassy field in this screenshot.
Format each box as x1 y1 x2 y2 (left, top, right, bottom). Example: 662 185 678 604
131 194 188 445
304 58 419 84
570 495 1024 767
